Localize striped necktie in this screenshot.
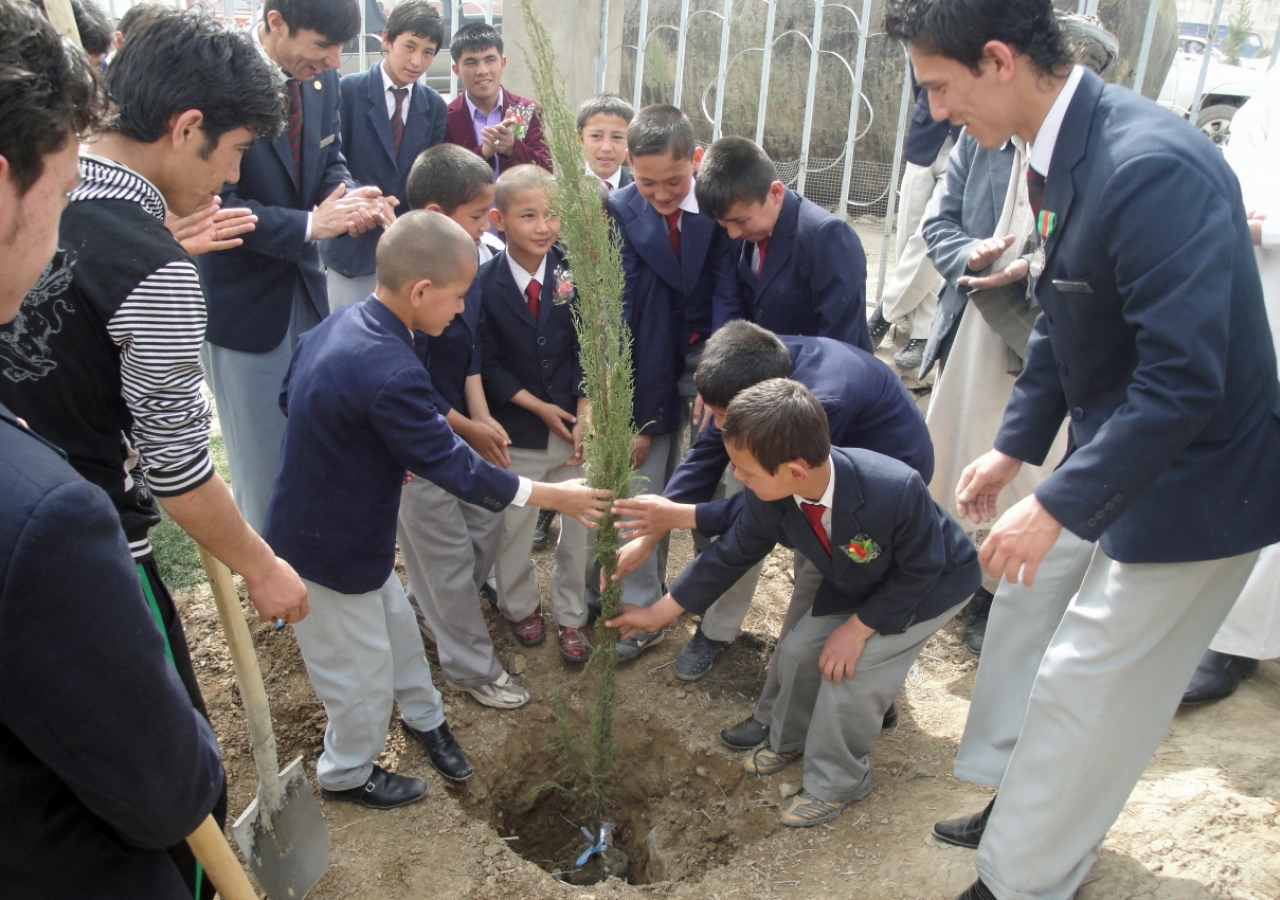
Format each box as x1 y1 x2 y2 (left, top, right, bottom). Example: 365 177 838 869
389 86 408 157
666 210 682 261
1027 165 1046 222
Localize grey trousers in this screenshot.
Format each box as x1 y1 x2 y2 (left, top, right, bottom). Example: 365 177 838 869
881 139 950 339
975 541 1259 900
694 466 768 642
621 432 681 609
954 529 1096 787
772 602 963 803
397 477 505 688
292 573 446 791
500 435 589 628
752 554 824 723
204 285 322 534
325 270 377 313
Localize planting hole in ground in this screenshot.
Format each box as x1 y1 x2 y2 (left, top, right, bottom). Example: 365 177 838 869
458 711 781 885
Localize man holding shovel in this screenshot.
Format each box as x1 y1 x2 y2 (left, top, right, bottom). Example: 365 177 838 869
0 9 309 896
0 2 226 896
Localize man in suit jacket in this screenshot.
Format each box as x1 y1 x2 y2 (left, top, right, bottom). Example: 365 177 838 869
322 0 449 310
695 136 871 352
609 380 978 827
444 22 551 173
197 0 391 533
887 2 1280 899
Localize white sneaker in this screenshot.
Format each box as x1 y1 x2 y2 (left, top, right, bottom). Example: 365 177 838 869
446 670 530 709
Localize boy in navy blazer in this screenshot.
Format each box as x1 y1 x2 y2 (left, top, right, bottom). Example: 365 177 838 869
578 93 634 192
605 106 741 659
696 136 872 352
322 0 448 310
263 212 608 810
609 380 977 828
479 166 598 663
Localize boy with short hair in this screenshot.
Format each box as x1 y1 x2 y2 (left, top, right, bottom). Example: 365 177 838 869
696 135 872 352
396 144 524 709
323 0 449 310
577 92 634 191
444 22 551 172
263 212 609 809
608 379 978 827
479 166 593 662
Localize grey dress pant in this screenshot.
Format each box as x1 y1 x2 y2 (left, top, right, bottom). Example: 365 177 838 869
693 466 767 642
325 270 377 313
772 602 964 803
292 573 446 791
397 477 505 688
203 284 321 534
972 535 1259 900
751 554 824 723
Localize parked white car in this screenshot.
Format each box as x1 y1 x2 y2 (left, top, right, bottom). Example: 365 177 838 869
1158 35 1266 146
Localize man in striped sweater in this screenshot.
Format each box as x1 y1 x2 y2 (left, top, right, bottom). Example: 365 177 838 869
0 15 308 889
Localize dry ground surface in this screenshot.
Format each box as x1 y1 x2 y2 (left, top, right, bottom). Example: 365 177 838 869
176 326 1280 900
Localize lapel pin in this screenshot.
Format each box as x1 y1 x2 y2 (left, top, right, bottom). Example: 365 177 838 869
313 79 322 90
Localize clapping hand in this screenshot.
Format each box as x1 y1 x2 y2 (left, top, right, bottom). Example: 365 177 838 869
167 198 257 255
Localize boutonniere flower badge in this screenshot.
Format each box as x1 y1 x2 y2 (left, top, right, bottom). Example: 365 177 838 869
845 534 881 563
508 101 538 141
552 264 576 305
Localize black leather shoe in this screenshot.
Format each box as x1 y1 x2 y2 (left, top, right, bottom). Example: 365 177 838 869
963 588 994 655
720 715 768 750
401 720 474 782
954 879 998 900
882 702 899 729
933 796 995 849
319 764 428 809
532 508 555 550
868 304 891 348
480 582 499 612
1181 649 1259 705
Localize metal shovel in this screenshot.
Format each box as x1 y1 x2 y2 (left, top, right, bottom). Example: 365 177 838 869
200 547 330 899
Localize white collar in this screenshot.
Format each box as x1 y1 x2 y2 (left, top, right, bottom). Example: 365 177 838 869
1027 65 1084 177
504 249 547 296
792 464 836 514
465 87 505 119
380 60 410 94
589 161 622 190
678 186 699 216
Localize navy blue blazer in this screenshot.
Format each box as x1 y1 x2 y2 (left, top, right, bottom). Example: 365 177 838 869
995 69 1280 563
321 62 448 278
904 78 962 168
263 299 519 594
0 405 223 898
665 336 934 535
671 447 979 633
417 277 484 416
736 189 871 352
478 245 584 450
609 183 739 435
199 67 356 353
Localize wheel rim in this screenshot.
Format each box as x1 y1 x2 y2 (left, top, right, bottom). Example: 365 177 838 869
1200 117 1232 147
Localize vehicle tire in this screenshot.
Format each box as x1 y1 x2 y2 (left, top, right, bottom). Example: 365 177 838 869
1196 104 1238 148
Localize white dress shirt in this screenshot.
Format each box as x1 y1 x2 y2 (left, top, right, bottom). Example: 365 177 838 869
793 466 837 543
1027 64 1084 177
380 61 412 120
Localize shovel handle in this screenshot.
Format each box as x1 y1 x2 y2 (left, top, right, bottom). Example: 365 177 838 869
198 546 284 808
186 813 261 900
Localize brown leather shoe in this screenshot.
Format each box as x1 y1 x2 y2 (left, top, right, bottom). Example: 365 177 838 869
509 610 546 646
558 624 594 663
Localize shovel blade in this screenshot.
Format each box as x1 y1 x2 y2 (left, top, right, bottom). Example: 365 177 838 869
231 755 330 899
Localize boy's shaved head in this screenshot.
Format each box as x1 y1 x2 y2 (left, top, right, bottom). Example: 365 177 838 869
494 163 555 212
376 210 476 290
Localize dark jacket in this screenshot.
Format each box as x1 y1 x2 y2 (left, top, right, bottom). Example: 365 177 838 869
671 447 979 632
0 405 223 898
263 299 519 594
665 336 934 535
443 88 552 172
904 79 962 168
995 68 1280 561
321 61 448 278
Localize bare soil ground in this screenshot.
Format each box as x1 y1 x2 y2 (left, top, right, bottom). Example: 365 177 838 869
179 330 1280 900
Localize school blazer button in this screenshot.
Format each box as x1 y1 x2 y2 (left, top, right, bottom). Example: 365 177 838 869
537 336 547 345
542 360 549 367
1071 407 1084 421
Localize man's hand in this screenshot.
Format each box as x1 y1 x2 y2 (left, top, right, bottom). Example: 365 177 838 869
529 478 612 527
955 449 1023 525
373 194 399 227
481 115 518 157
242 556 310 624
691 393 714 433
818 614 875 682
611 494 697 540
630 433 651 468
1247 209 1267 247
534 400 576 444
965 233 1017 273
605 594 684 639
608 533 659 587
979 494 1062 587
167 199 257 255
958 257 1029 291
460 417 511 468
311 184 384 241
567 398 590 466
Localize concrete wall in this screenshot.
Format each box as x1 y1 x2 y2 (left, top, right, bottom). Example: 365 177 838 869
499 0 623 110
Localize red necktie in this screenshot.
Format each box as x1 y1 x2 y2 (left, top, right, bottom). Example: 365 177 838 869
390 86 408 157
286 79 303 183
800 501 831 554
666 210 682 261
525 278 541 320
756 235 770 276
1027 165 1046 222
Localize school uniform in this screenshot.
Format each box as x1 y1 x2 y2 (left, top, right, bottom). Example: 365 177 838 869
478 245 589 628
322 60 448 310
735 188 872 352
609 182 740 607
262 298 524 790
671 447 979 803
396 260 505 689
592 162 634 193
444 87 552 173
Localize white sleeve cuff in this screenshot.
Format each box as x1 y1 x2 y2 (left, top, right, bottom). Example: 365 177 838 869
1261 216 1280 250
511 476 534 507
305 212 313 243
